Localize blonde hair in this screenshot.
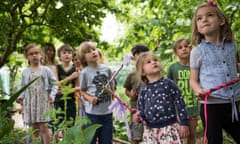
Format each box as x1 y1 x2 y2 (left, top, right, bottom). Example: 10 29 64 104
77 41 96 67
97 48 104 64
191 3 233 45
136 52 164 83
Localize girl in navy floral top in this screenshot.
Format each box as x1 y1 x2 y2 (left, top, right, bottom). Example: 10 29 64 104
133 52 189 144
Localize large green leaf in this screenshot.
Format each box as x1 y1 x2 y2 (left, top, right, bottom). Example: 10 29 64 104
83 124 102 144
0 77 38 139
1 77 39 112
60 121 101 144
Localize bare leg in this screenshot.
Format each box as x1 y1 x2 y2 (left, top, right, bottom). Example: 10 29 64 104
32 123 40 138
187 117 198 144
39 122 51 144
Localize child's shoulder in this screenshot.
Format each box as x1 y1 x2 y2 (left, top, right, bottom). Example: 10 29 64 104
99 63 111 69
41 65 52 72
22 67 30 75
168 62 179 68
158 77 175 85
22 66 30 71
98 64 112 72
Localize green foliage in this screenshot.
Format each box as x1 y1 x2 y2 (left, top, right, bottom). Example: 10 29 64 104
113 120 129 141
0 114 14 140
115 0 240 63
0 77 38 139
112 86 131 142
59 117 101 144
0 79 101 143
0 128 28 144
48 82 102 144
0 0 120 68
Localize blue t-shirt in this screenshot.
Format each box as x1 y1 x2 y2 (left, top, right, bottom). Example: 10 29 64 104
190 39 240 102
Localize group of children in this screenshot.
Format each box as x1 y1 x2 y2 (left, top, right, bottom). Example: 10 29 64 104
16 2 240 144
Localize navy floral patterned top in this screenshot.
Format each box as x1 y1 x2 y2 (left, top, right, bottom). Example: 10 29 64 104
138 78 189 128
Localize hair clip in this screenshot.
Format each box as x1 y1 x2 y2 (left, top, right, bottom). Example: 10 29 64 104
208 0 218 7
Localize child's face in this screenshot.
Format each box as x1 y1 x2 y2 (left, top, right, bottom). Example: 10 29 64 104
125 89 138 100
59 50 73 63
73 56 81 67
45 48 55 58
142 55 161 76
196 6 225 36
84 48 98 64
26 47 42 65
174 40 191 59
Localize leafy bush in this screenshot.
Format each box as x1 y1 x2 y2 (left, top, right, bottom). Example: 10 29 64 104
0 77 38 139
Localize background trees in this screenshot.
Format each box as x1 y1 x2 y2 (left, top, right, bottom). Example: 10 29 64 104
1 0 240 67
0 0 239 142
0 0 240 91
0 0 119 68
114 0 240 63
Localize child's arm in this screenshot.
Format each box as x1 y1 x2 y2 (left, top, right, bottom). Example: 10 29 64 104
179 125 189 138
237 63 240 73
110 80 115 93
190 69 207 100
59 71 79 84
47 67 58 104
16 70 26 105
80 90 99 105
74 71 80 93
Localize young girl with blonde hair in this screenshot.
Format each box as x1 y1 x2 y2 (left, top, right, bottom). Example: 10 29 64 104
17 44 58 144
133 52 189 144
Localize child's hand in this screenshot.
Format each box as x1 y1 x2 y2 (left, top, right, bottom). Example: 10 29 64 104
125 89 138 100
195 89 207 100
88 96 99 105
16 98 23 105
64 72 79 82
49 97 55 104
179 125 189 138
70 71 79 80
132 111 141 122
74 87 80 91
17 106 23 114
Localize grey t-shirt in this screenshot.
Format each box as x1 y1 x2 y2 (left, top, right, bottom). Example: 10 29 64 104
80 64 113 115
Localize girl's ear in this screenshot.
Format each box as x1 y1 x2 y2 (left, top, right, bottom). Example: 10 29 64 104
219 17 225 26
